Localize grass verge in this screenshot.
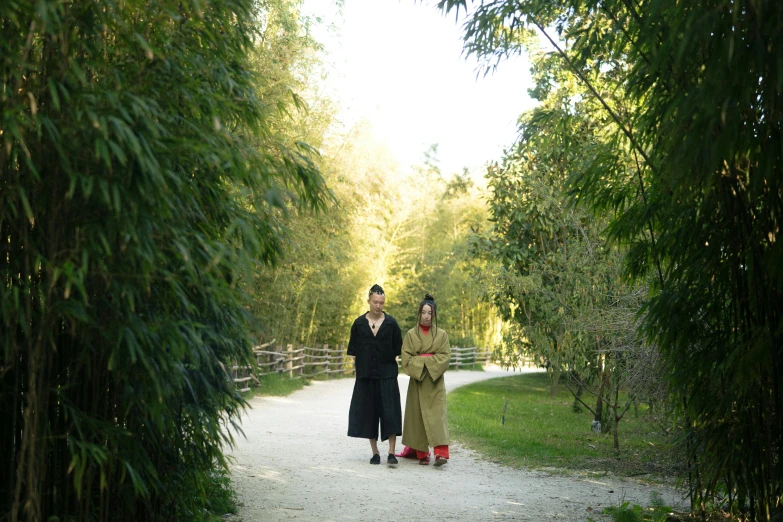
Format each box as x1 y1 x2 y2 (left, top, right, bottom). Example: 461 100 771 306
243 365 488 398
448 372 680 479
242 372 310 397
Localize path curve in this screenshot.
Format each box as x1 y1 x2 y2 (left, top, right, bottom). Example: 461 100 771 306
226 366 686 521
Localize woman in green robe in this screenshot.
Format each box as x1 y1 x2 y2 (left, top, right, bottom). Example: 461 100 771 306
399 293 451 466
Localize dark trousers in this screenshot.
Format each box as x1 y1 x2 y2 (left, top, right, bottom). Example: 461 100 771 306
347 377 402 441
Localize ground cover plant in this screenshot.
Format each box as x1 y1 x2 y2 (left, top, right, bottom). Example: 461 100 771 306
600 492 674 522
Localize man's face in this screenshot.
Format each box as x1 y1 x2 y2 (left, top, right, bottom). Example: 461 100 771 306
368 294 385 315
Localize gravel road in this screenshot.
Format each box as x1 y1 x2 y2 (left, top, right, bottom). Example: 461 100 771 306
225 365 686 521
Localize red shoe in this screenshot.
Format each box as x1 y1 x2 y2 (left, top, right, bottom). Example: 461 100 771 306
396 446 418 459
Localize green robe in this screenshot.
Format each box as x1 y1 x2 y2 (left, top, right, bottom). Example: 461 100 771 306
401 326 451 450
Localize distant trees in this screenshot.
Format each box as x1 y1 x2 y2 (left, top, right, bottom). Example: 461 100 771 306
239 2 364 348
245 122 385 347
1 0 327 520
384 148 503 347
247 121 506 349
442 0 783 518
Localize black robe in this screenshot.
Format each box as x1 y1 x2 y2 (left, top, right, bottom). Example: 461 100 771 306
347 313 403 441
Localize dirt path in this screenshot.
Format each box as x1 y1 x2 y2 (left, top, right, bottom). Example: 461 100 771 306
226 366 686 521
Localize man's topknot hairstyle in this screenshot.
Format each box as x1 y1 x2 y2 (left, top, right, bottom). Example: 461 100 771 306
369 284 385 297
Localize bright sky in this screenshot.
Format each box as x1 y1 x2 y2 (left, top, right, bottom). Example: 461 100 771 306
303 0 537 177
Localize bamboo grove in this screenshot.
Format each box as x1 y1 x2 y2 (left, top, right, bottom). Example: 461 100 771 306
0 0 328 520
441 0 783 519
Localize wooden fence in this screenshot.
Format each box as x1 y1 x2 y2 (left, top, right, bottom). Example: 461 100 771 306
448 346 492 370
231 342 492 392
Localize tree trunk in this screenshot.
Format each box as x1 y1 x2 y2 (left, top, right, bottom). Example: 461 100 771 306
613 381 620 452
550 368 561 399
572 382 584 413
595 354 605 423
550 336 560 398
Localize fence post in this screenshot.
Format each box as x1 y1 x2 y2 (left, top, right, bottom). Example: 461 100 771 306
455 346 460 370
472 346 476 370
337 343 344 374
297 346 304 378
271 344 280 373
286 344 293 378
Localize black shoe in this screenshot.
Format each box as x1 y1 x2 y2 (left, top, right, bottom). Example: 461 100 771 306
370 453 381 465
387 454 398 466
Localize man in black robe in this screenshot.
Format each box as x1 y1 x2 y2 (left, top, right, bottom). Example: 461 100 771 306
347 284 403 466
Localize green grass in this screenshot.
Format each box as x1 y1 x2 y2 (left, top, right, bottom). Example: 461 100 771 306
448 372 679 478
242 371 358 398
243 372 310 397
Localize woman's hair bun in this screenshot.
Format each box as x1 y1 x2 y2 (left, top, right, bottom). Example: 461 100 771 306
424 293 435 301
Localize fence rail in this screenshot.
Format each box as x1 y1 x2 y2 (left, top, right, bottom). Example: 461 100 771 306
447 346 492 369
231 342 492 391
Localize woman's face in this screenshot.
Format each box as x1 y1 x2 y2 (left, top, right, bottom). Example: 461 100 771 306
368 293 385 315
420 304 433 326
